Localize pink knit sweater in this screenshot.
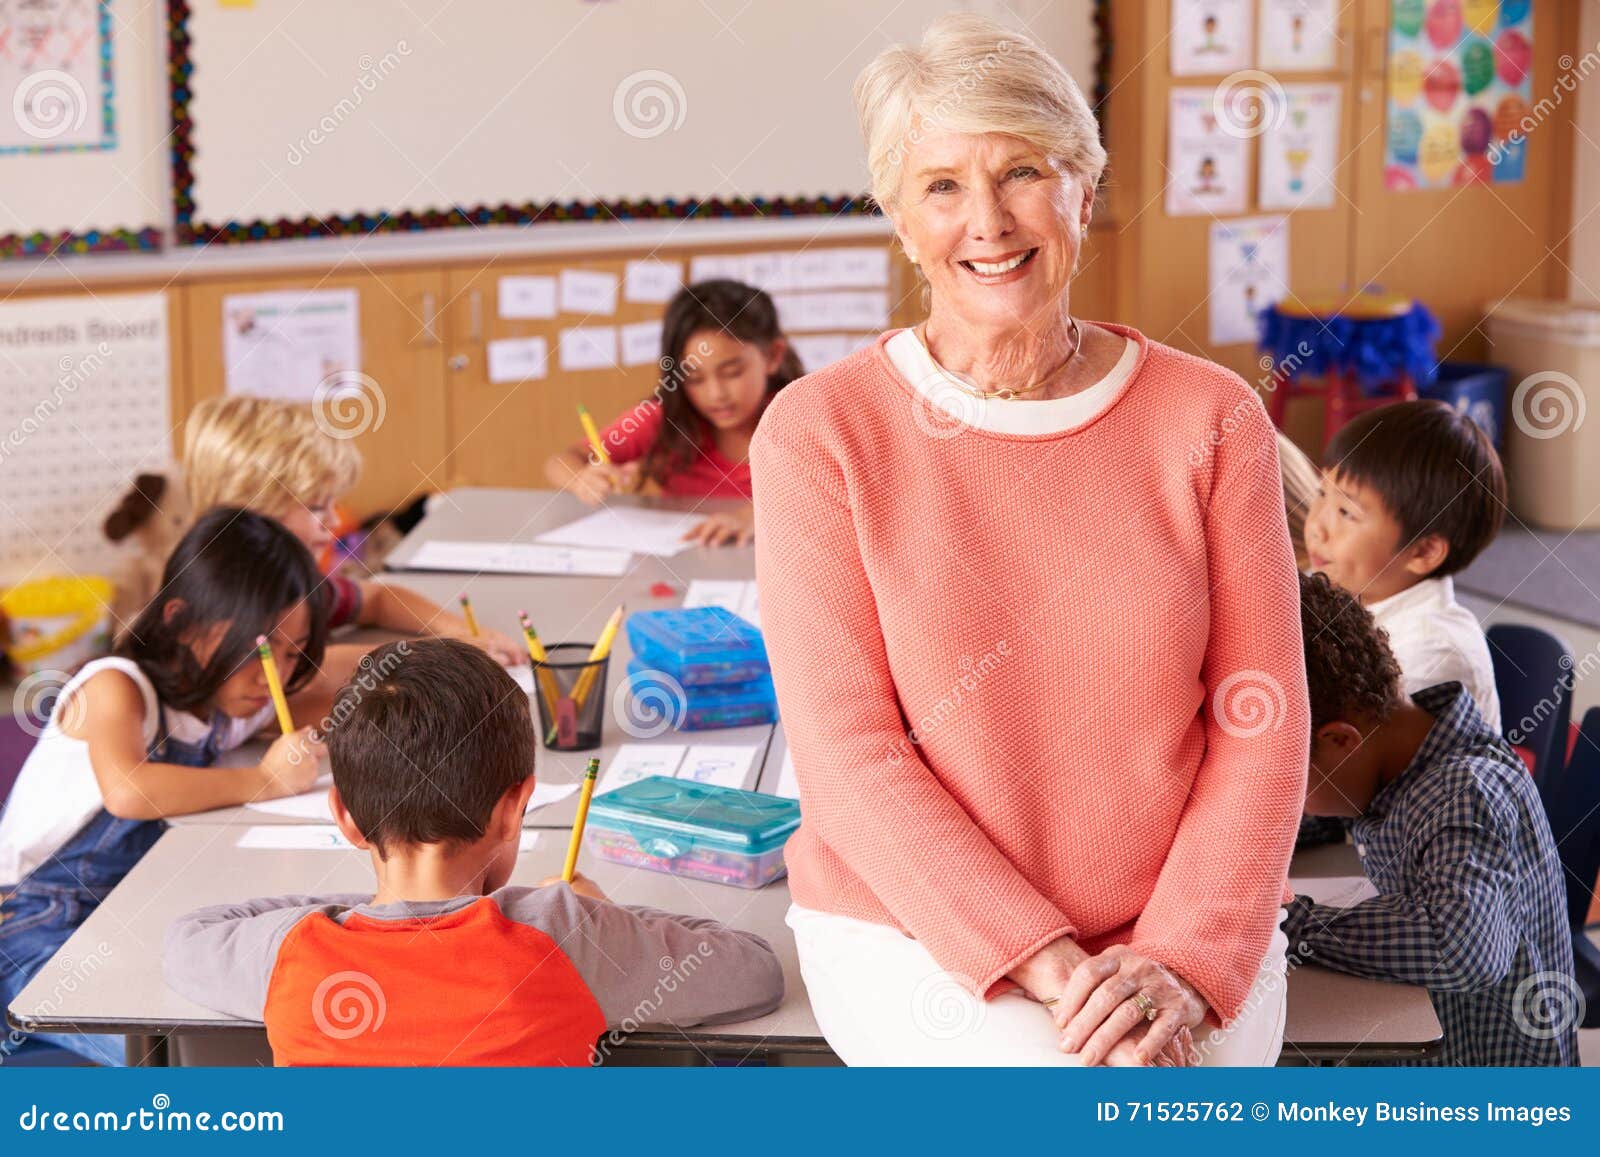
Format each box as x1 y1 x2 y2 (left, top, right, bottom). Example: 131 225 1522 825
750 324 1309 1021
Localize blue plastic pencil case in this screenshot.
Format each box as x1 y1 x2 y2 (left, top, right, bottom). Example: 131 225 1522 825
626 605 770 686
586 777 801 889
626 658 777 730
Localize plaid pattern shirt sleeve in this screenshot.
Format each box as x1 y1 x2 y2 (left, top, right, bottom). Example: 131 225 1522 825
1282 683 1577 1066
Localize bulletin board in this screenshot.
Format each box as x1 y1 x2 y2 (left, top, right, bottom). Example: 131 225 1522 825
0 0 166 258
167 0 1107 245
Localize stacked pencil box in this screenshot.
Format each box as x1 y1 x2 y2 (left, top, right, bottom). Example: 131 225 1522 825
625 606 779 731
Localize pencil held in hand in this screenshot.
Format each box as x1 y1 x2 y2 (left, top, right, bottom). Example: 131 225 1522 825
563 757 601 882
256 634 295 736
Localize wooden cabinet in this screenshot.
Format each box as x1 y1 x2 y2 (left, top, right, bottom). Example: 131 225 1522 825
180 268 450 517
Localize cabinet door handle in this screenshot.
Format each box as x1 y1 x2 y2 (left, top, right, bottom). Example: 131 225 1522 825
449 354 469 371
418 292 439 345
469 290 483 342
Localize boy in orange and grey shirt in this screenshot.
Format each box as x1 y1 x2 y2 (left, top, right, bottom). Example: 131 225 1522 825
163 639 783 1066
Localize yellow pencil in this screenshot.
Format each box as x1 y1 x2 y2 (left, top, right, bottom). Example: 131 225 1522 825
519 611 563 719
459 595 481 637
562 757 601 882
255 634 294 736
577 404 610 464
545 605 625 744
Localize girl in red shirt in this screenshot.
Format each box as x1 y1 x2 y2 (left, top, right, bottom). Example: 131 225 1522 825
545 280 802 546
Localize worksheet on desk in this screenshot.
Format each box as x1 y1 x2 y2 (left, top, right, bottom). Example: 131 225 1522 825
247 780 577 822
403 539 631 576
537 507 702 557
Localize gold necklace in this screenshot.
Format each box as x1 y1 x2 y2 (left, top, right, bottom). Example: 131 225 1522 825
915 317 1083 401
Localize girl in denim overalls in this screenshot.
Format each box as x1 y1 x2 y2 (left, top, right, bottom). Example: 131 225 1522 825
0 508 333 1064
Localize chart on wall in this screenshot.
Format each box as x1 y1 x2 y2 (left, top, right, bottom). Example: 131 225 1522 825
0 0 115 153
0 292 171 582
1209 216 1290 346
1384 0 1533 189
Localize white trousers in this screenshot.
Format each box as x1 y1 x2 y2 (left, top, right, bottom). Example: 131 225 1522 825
787 904 1289 1066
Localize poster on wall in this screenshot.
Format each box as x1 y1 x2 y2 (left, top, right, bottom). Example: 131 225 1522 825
1259 0 1341 71
1171 0 1254 76
1258 83 1343 209
222 289 362 401
1209 216 1291 346
1384 0 1533 189
0 0 115 153
1166 88 1250 216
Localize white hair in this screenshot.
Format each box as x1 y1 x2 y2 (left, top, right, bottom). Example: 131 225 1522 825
853 12 1107 212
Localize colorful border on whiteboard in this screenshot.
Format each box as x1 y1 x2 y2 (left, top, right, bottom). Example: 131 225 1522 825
0 0 117 157
166 0 1113 247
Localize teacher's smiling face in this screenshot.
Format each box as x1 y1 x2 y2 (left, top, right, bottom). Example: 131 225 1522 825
892 127 1093 332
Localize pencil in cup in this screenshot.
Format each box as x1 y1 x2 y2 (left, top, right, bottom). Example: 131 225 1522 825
577 404 610 464
517 612 564 720
562 757 601 882
543 606 624 745
255 634 295 736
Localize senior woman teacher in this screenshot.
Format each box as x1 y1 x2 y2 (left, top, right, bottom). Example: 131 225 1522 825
751 15 1309 1067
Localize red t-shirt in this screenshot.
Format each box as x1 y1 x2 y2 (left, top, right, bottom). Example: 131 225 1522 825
598 399 752 499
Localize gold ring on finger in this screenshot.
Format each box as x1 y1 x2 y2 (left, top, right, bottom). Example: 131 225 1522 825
1131 991 1157 1021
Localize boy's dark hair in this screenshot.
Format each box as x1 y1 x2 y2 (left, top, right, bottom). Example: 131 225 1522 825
117 507 328 712
1299 572 1404 732
326 638 534 854
1321 400 1505 577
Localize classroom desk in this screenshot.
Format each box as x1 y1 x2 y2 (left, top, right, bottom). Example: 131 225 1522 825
9 827 1441 1067
173 488 778 832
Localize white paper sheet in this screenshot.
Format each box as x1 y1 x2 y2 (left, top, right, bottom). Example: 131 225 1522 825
1290 874 1378 908
773 291 890 333
537 507 700 557
1166 88 1249 217
773 749 799 800
1170 0 1252 75
1208 216 1290 346
498 276 557 319
238 825 541 853
600 744 688 793
679 744 760 790
486 336 549 383
222 289 361 400
402 539 632 577
1259 0 1340 72
621 319 665 367
558 326 619 371
246 780 577 823
681 579 761 628
789 333 874 372
689 254 748 283
1258 82 1342 210
559 269 620 316
624 260 684 303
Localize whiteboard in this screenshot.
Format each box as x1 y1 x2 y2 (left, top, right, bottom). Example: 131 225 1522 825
0 0 166 256
177 0 1100 242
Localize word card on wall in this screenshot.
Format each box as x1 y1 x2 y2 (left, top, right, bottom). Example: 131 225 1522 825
0 292 171 582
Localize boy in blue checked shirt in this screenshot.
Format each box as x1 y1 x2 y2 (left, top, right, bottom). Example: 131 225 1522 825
1285 573 1577 1066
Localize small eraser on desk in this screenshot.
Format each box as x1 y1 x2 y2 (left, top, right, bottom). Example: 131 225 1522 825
650 582 676 598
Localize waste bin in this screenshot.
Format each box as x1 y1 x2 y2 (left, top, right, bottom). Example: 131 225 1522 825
1486 298 1600 531
1420 362 1507 449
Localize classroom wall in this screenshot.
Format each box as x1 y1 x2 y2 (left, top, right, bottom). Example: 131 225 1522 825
1567 0 1600 302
